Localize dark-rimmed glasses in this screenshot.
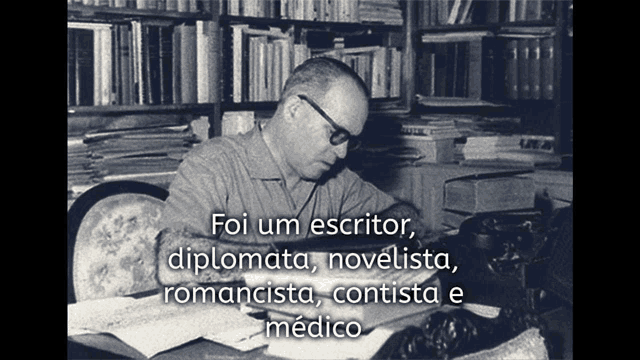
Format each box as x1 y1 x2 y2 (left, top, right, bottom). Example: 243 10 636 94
297 94 360 150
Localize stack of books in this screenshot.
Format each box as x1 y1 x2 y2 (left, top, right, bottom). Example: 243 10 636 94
456 134 561 168
359 0 404 25
68 136 96 197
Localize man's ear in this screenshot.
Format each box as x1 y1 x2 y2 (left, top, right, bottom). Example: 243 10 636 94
281 95 303 123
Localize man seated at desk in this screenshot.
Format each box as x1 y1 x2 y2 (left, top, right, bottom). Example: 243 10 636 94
156 57 429 286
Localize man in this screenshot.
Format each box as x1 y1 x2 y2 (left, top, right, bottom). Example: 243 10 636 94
156 57 428 286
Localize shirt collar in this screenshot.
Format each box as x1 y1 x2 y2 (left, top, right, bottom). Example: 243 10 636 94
244 124 285 180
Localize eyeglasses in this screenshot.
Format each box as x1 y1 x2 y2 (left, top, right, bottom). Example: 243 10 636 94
297 94 360 151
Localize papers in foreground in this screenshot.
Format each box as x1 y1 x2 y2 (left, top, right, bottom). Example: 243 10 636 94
67 293 264 358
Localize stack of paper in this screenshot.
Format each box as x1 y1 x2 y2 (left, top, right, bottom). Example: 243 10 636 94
67 136 95 195
68 124 200 195
68 293 265 358
244 252 441 330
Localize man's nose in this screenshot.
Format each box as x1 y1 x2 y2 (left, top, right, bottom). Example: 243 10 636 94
333 142 349 159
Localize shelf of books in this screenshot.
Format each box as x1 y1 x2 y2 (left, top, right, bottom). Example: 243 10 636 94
416 0 557 29
67 19 220 111
217 0 407 113
413 0 560 109
67 1 216 19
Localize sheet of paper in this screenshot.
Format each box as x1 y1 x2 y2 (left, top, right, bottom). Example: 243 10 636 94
244 251 438 296
265 327 396 360
68 293 264 358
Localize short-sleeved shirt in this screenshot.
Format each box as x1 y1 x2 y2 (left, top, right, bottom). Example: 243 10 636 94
160 125 397 244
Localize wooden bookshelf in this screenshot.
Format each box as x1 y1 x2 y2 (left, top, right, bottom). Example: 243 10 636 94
409 0 572 155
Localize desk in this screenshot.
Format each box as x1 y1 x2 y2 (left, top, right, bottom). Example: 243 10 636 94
360 164 573 232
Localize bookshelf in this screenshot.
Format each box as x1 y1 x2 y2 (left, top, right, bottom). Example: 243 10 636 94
67 0 222 136
410 0 572 155
67 0 572 201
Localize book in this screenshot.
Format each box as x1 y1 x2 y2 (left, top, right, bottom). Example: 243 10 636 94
371 47 388 98
517 38 530 99
159 25 174 104
540 36 554 100
505 39 518 99
529 38 541 99
177 22 197 104
69 22 114 106
444 174 535 213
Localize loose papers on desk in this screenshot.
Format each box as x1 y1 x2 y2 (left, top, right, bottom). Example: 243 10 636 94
244 252 442 330
68 293 264 358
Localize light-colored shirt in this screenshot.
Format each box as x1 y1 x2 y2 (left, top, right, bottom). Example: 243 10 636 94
160 125 397 244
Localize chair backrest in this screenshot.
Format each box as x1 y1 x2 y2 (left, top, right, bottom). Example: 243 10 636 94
68 181 168 303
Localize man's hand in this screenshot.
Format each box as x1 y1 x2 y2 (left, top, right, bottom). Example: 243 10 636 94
377 201 429 240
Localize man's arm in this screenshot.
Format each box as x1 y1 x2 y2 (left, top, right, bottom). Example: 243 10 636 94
155 228 274 286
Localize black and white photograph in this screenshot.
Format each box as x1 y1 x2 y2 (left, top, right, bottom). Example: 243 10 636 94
67 1 573 359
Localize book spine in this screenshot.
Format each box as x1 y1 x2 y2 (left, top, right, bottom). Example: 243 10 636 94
147 25 162 105
540 36 554 100
370 47 387 98
177 0 190 12
111 26 120 104
180 22 197 103
68 29 77 106
526 0 542 20
517 38 530 99
455 42 468 97
529 38 541 99
517 0 528 21
159 25 174 104
505 38 518 99
75 29 94 106
196 21 209 103
230 25 243 103
444 42 456 97
172 24 182 103
437 0 448 25
93 28 102 106
141 24 152 104
118 24 132 105
467 39 482 100
266 40 274 100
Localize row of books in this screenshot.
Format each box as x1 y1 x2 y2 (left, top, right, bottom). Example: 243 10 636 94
68 20 217 107
501 27 555 100
417 0 556 27
67 124 200 197
417 31 491 101
68 0 208 12
416 29 555 102
226 0 403 25
227 24 402 103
